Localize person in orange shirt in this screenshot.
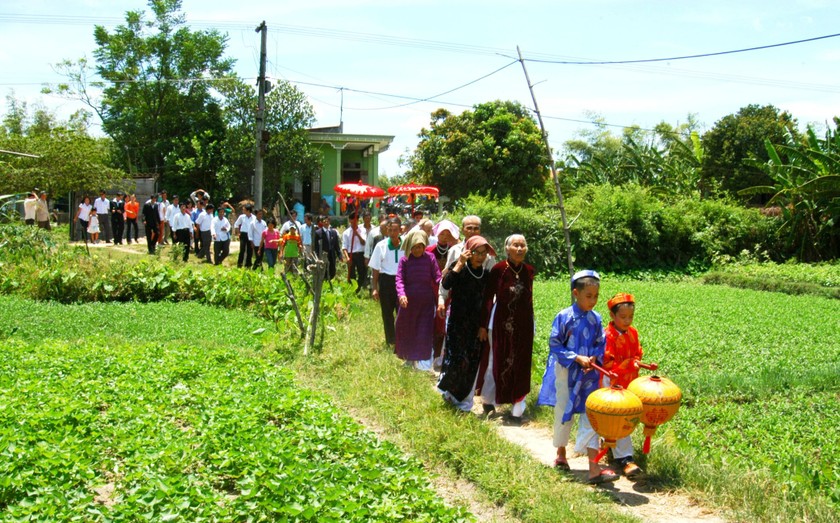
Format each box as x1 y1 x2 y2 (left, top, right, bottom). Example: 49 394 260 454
281 225 303 273
124 194 140 244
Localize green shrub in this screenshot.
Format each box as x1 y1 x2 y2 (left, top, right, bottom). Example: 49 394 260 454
453 185 780 275
0 223 54 264
452 194 568 278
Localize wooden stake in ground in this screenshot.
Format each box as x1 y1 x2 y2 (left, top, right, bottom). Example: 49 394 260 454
280 270 305 338
304 252 328 355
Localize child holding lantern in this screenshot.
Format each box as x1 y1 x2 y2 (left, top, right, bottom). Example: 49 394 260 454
537 270 619 484
602 292 643 478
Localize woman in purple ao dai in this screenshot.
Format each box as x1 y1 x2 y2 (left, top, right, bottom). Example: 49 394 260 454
395 229 441 369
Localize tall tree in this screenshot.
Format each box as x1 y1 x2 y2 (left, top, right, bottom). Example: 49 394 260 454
52 0 234 193
700 104 798 202
405 100 548 205
216 77 321 209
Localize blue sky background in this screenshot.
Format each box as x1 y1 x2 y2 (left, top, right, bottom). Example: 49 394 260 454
2 0 840 177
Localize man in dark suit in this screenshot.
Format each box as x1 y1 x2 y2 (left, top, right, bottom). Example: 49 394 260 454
142 194 160 254
314 215 341 280
110 192 126 244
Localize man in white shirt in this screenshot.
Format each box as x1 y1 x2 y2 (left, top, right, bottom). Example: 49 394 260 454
35 191 51 230
194 203 214 263
164 195 180 244
212 206 231 266
157 190 169 245
369 217 404 345
342 212 368 292
93 191 113 242
23 192 38 225
299 212 314 267
249 209 267 270
170 202 194 262
279 209 302 235
234 204 255 268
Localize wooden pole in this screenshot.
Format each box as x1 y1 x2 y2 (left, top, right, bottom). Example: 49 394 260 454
516 46 576 303
280 270 306 338
304 252 327 355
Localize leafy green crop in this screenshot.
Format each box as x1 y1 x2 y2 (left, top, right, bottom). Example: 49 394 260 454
0 301 469 522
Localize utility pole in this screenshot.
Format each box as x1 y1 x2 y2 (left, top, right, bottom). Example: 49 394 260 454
254 21 268 210
516 45 576 302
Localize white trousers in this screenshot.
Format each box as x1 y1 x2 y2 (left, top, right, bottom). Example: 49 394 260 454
553 362 600 453
480 329 526 417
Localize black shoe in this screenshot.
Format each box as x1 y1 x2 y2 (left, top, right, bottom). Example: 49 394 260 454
482 404 496 414
506 414 523 426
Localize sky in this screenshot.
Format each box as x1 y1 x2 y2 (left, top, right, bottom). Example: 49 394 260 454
2 0 840 178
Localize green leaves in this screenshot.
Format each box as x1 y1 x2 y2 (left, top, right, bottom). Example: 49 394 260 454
0 301 468 521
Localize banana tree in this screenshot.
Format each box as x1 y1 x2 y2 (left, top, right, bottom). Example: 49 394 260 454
742 127 840 260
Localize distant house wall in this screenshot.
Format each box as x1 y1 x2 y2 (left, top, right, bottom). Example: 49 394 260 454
306 131 394 216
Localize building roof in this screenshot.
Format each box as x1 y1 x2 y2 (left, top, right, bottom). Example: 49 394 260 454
307 127 394 154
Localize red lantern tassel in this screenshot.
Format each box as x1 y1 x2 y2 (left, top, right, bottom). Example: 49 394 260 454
592 447 609 464
643 436 651 454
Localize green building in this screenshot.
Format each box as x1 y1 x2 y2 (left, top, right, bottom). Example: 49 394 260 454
302 125 394 215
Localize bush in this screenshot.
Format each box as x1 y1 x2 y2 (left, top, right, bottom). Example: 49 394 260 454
453 185 780 275
451 194 568 278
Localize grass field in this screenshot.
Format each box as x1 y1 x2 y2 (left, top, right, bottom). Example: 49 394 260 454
0 298 469 522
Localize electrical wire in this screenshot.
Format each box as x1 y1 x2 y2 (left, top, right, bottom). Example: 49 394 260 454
522 32 840 65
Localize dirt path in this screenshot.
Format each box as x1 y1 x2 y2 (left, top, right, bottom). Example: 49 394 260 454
489 415 725 523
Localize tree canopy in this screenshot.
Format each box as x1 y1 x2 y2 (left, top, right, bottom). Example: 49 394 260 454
52 0 233 195
700 104 798 202
0 96 125 197
215 77 321 209
404 100 548 205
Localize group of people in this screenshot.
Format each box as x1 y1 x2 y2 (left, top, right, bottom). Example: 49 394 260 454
22 191 51 230
361 213 646 484
73 191 141 245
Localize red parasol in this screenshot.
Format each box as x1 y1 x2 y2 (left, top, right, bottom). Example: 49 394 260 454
387 182 439 198
334 181 386 199
387 183 440 214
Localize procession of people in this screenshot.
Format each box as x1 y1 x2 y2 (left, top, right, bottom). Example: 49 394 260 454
64 189 641 483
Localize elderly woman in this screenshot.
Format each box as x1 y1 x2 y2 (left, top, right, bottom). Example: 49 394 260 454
477 234 535 424
437 235 496 412
428 219 460 364
395 229 441 369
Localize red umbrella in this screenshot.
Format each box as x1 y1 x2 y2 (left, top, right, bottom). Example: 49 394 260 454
387 183 439 214
387 182 439 198
334 181 386 199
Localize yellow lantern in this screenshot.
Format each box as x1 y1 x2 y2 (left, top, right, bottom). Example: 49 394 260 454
626 375 682 454
585 384 643 463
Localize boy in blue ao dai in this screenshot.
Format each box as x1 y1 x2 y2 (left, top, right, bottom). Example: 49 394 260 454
537 269 619 483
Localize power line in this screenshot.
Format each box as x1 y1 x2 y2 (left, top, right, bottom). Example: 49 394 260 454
522 32 840 65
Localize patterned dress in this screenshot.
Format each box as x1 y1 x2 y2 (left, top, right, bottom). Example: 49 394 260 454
437 261 489 402
477 260 535 404
537 303 605 422
395 251 441 361
603 323 642 388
